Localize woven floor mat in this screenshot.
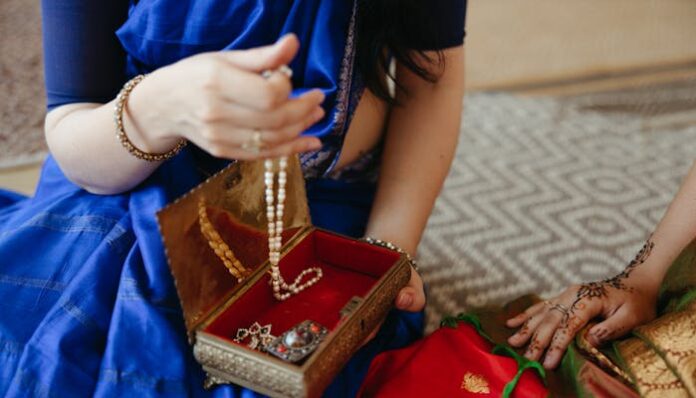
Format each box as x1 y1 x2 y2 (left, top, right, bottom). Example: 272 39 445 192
420 81 696 331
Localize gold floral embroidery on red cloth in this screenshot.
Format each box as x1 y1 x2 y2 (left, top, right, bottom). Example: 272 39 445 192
461 372 490 394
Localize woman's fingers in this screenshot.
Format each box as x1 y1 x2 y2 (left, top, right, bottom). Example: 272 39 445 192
541 303 596 369
507 300 552 346
256 136 322 159
261 90 325 130
506 301 546 328
521 311 565 360
229 89 324 131
202 58 293 111
199 64 283 110
395 269 426 312
190 125 322 160
262 107 324 145
191 92 325 157
219 33 300 73
586 306 634 347
507 307 547 347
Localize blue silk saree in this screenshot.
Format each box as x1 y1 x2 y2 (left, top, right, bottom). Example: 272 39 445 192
0 1 424 396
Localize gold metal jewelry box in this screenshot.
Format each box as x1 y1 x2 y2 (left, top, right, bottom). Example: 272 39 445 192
157 157 411 398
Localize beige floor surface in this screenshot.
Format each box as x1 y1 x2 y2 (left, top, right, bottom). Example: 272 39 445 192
465 0 696 90
0 165 41 196
2 0 696 195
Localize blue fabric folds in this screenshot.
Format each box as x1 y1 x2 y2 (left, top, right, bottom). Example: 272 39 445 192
1 1 424 396
0 154 423 397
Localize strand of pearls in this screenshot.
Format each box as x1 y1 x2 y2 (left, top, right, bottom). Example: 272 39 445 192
265 156 322 300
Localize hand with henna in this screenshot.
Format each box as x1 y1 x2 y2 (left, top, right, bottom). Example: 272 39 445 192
505 239 660 370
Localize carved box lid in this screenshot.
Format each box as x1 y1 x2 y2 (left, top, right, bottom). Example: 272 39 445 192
157 157 311 334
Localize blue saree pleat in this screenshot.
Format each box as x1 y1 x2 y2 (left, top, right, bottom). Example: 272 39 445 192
0 1 423 396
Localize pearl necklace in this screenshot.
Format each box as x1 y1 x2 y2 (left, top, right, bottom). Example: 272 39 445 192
265 156 322 300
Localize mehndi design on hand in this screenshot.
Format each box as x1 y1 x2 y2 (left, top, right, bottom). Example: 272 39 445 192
506 235 657 369
568 237 654 317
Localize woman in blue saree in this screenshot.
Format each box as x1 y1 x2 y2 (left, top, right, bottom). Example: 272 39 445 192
0 0 466 396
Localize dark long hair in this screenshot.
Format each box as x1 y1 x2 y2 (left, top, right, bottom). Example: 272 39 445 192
355 0 445 104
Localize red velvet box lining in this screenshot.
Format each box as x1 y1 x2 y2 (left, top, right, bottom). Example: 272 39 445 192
203 230 400 354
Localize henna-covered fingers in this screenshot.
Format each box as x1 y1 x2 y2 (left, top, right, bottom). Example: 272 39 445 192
541 332 568 369
506 300 546 328
508 309 547 347
510 236 655 367
541 310 592 369
586 306 635 347
522 311 566 361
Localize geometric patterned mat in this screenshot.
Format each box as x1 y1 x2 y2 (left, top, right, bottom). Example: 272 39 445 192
420 83 696 331
0 0 46 169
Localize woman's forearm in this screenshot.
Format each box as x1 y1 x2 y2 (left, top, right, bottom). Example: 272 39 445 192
631 161 696 289
365 47 465 254
45 89 173 195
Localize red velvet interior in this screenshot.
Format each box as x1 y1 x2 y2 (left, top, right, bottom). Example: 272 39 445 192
203 230 400 356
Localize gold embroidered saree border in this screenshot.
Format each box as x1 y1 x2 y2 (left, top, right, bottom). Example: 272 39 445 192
632 302 696 397
617 336 688 398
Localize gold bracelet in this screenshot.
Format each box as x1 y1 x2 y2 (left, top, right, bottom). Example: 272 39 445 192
362 237 419 272
198 198 249 282
115 74 187 162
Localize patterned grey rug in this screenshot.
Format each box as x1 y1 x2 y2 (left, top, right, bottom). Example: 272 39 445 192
0 0 46 168
419 81 696 331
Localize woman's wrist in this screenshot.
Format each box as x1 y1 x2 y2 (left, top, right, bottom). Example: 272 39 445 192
123 73 184 154
363 226 419 257
619 254 668 299
363 237 419 272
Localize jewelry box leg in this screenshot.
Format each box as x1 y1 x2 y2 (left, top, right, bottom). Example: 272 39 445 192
203 373 227 390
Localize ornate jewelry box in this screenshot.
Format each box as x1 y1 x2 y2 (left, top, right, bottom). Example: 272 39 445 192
157 158 411 398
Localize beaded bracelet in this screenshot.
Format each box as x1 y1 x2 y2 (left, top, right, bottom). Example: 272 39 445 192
115 74 187 162
362 237 420 272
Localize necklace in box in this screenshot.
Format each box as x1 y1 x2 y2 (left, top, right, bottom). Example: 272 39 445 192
157 157 410 398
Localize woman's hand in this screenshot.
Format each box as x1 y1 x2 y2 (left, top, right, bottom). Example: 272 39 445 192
361 267 425 347
506 282 657 370
127 33 325 160
506 240 660 370
395 268 426 312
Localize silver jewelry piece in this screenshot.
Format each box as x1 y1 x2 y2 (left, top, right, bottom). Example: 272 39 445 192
233 322 275 350
261 65 293 80
265 320 327 363
550 303 569 316
362 237 419 272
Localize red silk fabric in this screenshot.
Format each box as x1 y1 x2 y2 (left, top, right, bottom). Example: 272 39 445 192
358 323 548 397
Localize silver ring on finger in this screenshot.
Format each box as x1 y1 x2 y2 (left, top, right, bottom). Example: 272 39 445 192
241 129 264 154
277 65 293 78
261 65 293 80
549 303 570 317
